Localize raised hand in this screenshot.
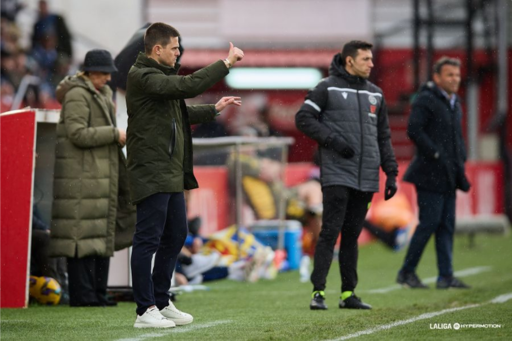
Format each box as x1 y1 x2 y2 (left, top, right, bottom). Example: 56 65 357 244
215 96 242 113
226 42 244 66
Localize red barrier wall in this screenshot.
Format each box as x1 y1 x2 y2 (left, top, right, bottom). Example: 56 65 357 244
1 110 36 308
189 167 231 236
189 161 504 236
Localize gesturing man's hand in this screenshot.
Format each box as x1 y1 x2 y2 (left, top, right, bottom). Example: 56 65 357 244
215 96 242 113
226 42 244 66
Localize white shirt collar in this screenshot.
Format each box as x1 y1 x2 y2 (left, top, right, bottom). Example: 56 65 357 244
438 87 457 109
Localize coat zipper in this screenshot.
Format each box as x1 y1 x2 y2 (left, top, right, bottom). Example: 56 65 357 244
356 90 363 189
168 118 177 158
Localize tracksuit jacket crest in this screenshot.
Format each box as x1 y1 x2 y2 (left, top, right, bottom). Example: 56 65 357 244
295 54 398 192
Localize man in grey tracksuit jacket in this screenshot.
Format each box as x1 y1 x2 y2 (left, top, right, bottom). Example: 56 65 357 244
295 41 398 310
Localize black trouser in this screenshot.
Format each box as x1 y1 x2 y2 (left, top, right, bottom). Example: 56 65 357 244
400 189 456 278
131 192 188 316
67 256 110 306
311 186 373 293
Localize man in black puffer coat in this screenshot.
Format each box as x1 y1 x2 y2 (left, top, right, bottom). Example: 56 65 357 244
397 57 471 290
296 41 398 310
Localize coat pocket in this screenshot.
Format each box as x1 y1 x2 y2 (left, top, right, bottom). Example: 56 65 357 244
168 118 177 159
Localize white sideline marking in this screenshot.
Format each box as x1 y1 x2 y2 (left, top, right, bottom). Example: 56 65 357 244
323 292 512 341
324 305 479 341
490 293 512 304
170 320 231 334
115 320 231 341
0 320 30 323
367 266 491 294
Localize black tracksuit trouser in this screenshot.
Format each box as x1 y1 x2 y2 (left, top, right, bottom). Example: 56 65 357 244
311 185 373 293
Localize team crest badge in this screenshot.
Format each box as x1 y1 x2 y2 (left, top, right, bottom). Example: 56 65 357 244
368 95 377 105
370 105 376 113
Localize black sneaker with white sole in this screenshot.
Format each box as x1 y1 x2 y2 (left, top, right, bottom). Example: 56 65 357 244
339 293 372 310
396 271 429 289
310 291 327 310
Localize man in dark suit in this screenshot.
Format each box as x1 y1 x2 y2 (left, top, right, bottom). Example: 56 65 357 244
397 57 471 289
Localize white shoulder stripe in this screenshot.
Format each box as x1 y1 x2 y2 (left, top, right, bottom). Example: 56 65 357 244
327 87 383 97
304 99 321 112
327 87 357 93
359 90 382 97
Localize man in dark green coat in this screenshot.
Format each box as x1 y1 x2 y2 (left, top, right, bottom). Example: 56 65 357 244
126 22 244 329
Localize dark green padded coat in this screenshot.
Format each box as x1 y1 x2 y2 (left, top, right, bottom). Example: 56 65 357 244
126 53 229 204
50 74 136 258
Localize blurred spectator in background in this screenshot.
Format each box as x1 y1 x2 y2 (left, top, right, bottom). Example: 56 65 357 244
396 57 471 290
1 14 36 111
32 33 57 74
49 49 135 307
1 47 17 110
364 192 415 252
1 0 24 22
252 103 282 138
1 15 22 52
221 93 272 136
173 191 267 287
31 0 72 59
228 126 323 247
0 0 72 112
1 45 43 110
31 0 72 99
1 18 24 91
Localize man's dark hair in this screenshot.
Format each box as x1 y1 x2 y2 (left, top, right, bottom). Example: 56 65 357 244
144 22 180 55
339 40 373 66
433 56 461 74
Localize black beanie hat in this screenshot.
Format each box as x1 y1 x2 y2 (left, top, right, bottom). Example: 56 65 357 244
82 49 118 73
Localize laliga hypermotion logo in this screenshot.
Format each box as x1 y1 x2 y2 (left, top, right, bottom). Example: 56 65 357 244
430 322 502 330
430 323 453 329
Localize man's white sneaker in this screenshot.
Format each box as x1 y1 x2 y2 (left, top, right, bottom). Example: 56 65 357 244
159 300 193 325
134 307 176 329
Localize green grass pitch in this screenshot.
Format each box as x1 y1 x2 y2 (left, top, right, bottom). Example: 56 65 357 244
2 233 511 340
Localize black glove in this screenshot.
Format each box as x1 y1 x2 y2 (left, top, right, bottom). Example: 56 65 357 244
384 175 397 201
326 135 355 159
